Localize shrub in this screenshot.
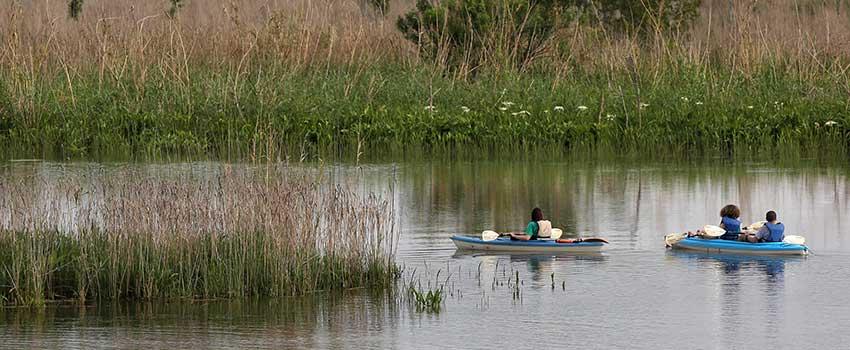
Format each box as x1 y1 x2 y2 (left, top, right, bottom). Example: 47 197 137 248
589 0 702 34
68 0 84 20
396 0 702 71
396 0 570 71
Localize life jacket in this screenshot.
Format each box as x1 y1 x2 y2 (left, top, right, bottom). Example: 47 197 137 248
719 216 742 240
764 222 785 242
537 220 552 238
721 216 741 233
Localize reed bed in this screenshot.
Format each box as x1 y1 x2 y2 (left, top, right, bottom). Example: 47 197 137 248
0 166 399 305
1 0 849 160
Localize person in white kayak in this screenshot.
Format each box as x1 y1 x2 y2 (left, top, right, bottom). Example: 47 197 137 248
509 207 551 241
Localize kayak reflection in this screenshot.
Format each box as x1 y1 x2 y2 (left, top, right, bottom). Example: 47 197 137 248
452 251 605 290
667 249 804 344
667 249 802 283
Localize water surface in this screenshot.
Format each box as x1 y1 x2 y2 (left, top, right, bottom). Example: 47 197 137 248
2 160 849 349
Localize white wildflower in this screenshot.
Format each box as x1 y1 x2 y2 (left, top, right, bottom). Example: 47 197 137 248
747 105 754 109
825 120 839 126
639 103 649 109
606 113 616 121
511 110 531 116
499 107 508 111
680 96 689 102
815 122 820 128
461 106 470 113
501 101 515 107
424 105 436 111
577 105 589 111
695 101 704 105
554 106 565 112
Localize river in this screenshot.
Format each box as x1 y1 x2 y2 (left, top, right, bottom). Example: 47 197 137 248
2 160 849 349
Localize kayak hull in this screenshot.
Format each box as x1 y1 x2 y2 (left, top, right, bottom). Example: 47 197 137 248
451 235 604 253
670 237 808 256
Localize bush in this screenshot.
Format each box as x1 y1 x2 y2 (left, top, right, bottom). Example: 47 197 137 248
68 0 84 20
396 0 569 71
589 0 702 34
396 0 701 71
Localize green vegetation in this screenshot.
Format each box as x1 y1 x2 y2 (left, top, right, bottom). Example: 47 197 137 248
409 284 444 313
1 66 847 161
397 0 701 70
0 169 399 305
2 1 849 161
67 0 84 20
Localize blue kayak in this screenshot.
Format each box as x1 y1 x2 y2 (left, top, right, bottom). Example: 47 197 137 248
670 237 808 256
451 235 605 253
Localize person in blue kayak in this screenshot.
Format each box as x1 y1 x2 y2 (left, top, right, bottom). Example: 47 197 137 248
510 207 545 241
744 210 785 243
718 204 743 240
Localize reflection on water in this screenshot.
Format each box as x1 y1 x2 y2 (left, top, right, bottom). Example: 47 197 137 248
1 292 403 350
668 250 800 348
2 160 850 349
398 161 850 255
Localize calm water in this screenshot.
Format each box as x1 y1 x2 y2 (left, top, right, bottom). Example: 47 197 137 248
2 160 850 349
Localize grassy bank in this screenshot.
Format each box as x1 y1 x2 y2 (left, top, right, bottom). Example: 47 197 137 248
0 167 399 305
1 0 850 161
1 66 848 160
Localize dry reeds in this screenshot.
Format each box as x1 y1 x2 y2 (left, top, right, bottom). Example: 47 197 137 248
3 1 849 79
0 164 399 305
1 1 848 159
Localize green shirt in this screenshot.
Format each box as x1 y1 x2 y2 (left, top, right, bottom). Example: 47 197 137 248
525 221 539 239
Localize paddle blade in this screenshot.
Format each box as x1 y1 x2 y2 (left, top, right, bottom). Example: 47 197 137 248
582 237 609 244
551 228 563 240
783 235 806 245
665 232 687 247
743 221 766 235
701 225 726 238
482 230 499 241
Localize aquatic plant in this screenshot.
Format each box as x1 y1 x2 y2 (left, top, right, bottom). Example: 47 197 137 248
0 166 400 306
409 284 444 313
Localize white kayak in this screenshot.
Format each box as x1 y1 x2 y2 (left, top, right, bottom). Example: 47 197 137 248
451 235 606 253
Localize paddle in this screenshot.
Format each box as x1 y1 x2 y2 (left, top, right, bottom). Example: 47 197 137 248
481 230 500 241
481 228 565 241
551 228 563 240
666 224 724 246
482 228 608 244
783 235 806 245
665 232 688 247
700 225 725 238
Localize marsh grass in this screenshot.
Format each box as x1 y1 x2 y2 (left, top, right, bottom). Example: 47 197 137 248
0 166 399 305
1 1 850 160
1 67 847 161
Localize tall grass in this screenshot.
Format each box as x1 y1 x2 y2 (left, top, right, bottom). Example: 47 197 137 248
1 0 849 160
0 166 399 305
